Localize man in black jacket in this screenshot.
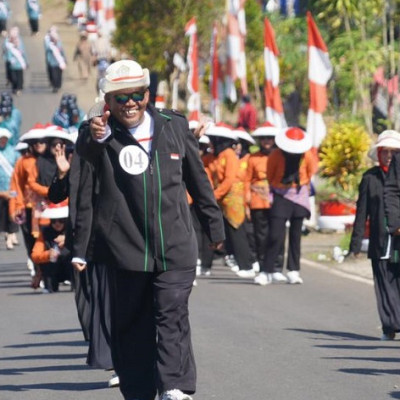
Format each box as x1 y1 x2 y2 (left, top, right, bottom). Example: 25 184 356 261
76 59 225 400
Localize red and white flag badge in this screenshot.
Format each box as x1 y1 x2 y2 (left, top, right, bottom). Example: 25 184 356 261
170 153 180 160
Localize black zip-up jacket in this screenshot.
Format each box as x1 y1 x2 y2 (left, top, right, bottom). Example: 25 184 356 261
76 104 225 272
350 166 388 260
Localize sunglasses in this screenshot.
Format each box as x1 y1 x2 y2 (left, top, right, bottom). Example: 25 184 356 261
114 91 146 105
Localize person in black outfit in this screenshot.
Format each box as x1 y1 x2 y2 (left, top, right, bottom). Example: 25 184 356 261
350 130 400 340
75 60 225 400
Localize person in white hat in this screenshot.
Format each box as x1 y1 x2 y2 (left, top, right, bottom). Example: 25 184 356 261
351 130 400 340
0 127 19 250
244 122 286 283
255 127 317 286
75 59 225 400
31 200 70 293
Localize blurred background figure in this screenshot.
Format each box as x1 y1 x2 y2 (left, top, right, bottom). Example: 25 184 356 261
3 27 28 95
0 127 19 250
73 31 92 80
44 26 67 93
0 0 10 36
26 0 41 36
237 95 257 132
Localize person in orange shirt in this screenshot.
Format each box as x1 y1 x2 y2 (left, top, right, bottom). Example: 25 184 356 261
244 123 287 284
232 127 260 275
255 127 318 286
206 123 253 277
31 200 70 293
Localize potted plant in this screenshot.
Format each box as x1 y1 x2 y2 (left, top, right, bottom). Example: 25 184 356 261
316 121 372 230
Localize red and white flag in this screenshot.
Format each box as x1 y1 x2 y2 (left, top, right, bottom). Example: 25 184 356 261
185 17 200 121
88 0 115 36
72 0 87 17
210 22 221 122
263 17 286 128
226 0 248 103
306 11 332 149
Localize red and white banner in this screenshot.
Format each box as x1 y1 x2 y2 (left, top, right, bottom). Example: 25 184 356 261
72 0 87 17
185 17 200 121
306 11 332 149
88 0 116 37
263 17 286 128
210 22 221 122
226 0 247 103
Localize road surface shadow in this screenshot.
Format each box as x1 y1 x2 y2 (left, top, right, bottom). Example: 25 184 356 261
0 381 106 391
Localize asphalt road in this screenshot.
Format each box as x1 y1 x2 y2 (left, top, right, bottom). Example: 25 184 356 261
1 1 400 400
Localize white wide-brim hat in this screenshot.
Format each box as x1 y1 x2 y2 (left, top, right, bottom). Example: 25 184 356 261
45 126 76 144
368 130 400 161
19 128 47 142
232 127 256 145
100 60 150 94
275 127 312 154
15 142 28 151
198 135 210 144
252 122 280 137
205 123 238 140
189 120 199 130
0 127 11 139
41 204 69 219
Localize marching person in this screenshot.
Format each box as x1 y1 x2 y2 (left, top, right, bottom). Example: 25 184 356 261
255 127 317 285
76 59 225 400
3 27 28 95
26 0 41 36
205 123 254 278
246 122 286 283
0 0 10 35
0 127 18 250
44 26 67 93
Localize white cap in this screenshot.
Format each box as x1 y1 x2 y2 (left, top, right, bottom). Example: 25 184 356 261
0 128 11 139
368 130 400 161
100 60 150 94
275 127 312 154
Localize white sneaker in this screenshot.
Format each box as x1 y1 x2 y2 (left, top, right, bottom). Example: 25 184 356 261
381 332 396 341
192 279 198 287
195 265 202 276
271 272 288 283
108 373 120 387
254 272 271 286
236 269 256 278
287 270 303 284
160 389 193 400
252 261 260 273
200 267 211 276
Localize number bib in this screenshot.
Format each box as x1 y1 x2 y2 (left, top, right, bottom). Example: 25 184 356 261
119 145 149 175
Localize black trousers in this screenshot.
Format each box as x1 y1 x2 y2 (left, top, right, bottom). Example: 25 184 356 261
108 266 196 400
48 66 62 89
10 69 23 91
371 259 400 334
223 218 252 270
251 209 284 272
262 195 308 273
190 205 214 269
29 18 39 33
0 198 18 233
